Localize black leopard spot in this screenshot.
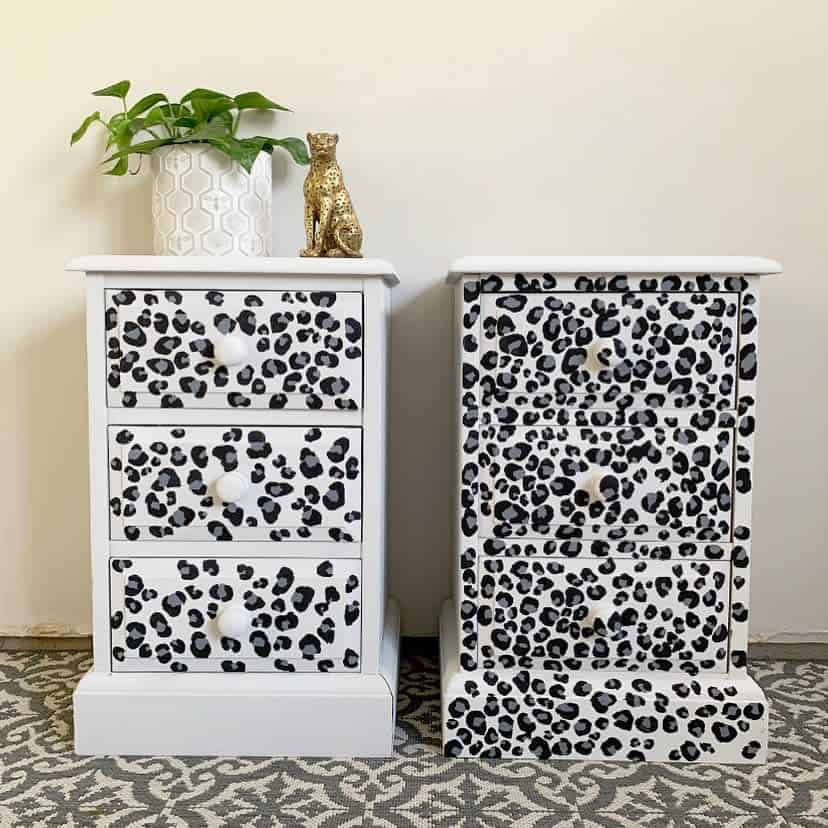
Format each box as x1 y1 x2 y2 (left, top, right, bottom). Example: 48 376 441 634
162 591 186 617
292 586 314 612
177 561 199 580
189 632 211 658
124 621 146 649
272 567 295 595
205 582 232 603
207 522 233 541
298 634 322 658
149 612 171 637
743 703 764 720
249 630 271 657
680 741 701 761
299 448 323 478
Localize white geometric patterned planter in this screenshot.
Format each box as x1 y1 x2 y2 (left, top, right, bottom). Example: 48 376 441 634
151 145 272 256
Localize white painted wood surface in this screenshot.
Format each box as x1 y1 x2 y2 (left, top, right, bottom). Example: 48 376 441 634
75 598 400 757
109 557 362 672
446 256 781 280
68 255 399 286
439 598 768 763
108 540 362 560
443 262 775 762
360 278 391 674
106 408 363 428
103 287 365 410
73 258 398 756
107 425 363 542
75 639 394 757
85 274 111 671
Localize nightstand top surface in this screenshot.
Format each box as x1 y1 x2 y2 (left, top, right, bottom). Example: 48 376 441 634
67 256 399 286
446 256 781 282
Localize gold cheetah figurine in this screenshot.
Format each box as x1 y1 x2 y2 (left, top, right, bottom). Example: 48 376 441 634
300 132 363 258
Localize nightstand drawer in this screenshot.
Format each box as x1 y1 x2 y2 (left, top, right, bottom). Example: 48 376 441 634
480 423 734 542
105 289 363 409
110 557 361 673
108 425 362 542
481 291 738 407
477 556 730 673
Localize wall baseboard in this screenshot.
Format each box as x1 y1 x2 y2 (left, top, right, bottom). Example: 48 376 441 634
748 631 828 645
0 624 91 637
0 635 93 651
748 642 828 661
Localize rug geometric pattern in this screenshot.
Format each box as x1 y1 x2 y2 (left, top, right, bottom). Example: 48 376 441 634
0 650 824 826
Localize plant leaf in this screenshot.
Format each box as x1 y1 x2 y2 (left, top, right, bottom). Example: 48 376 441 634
70 111 101 145
127 118 146 134
162 103 188 119
78 85 306 174
172 116 198 129
212 110 234 132
191 95 235 123
256 135 309 165
104 157 129 176
180 87 228 103
144 104 178 128
206 136 266 173
143 106 166 128
173 122 228 143
102 137 171 164
104 113 132 150
234 91 290 112
127 93 166 118
92 80 131 99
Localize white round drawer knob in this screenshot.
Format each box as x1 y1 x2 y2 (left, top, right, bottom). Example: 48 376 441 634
585 338 613 373
213 334 248 366
585 474 605 501
215 471 248 503
583 602 616 634
216 605 249 639
585 473 618 502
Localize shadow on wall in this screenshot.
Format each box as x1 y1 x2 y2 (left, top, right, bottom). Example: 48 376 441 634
12 165 155 635
387 277 455 635
64 153 155 255
19 310 91 634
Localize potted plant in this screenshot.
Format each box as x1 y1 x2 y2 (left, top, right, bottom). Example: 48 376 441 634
71 81 309 256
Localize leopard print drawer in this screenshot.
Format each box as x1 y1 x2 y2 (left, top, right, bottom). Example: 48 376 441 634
480 291 738 408
110 557 361 673
479 423 733 542
105 289 363 409
477 556 729 674
108 426 362 542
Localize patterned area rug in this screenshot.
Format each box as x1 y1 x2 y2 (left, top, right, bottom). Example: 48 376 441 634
0 650 825 827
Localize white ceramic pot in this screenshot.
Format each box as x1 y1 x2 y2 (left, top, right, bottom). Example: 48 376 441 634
151 145 272 256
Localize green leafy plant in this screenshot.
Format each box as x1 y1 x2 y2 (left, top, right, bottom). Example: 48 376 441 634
71 80 309 175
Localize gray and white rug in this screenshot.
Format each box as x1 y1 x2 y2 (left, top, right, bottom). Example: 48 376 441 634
0 649 824 827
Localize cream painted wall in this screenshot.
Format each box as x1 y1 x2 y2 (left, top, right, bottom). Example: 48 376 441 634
1 0 825 639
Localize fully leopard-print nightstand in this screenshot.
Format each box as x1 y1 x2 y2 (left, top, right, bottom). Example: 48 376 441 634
441 256 780 763
68 256 399 757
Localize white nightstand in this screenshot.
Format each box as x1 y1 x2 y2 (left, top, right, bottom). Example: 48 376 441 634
68 256 399 757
